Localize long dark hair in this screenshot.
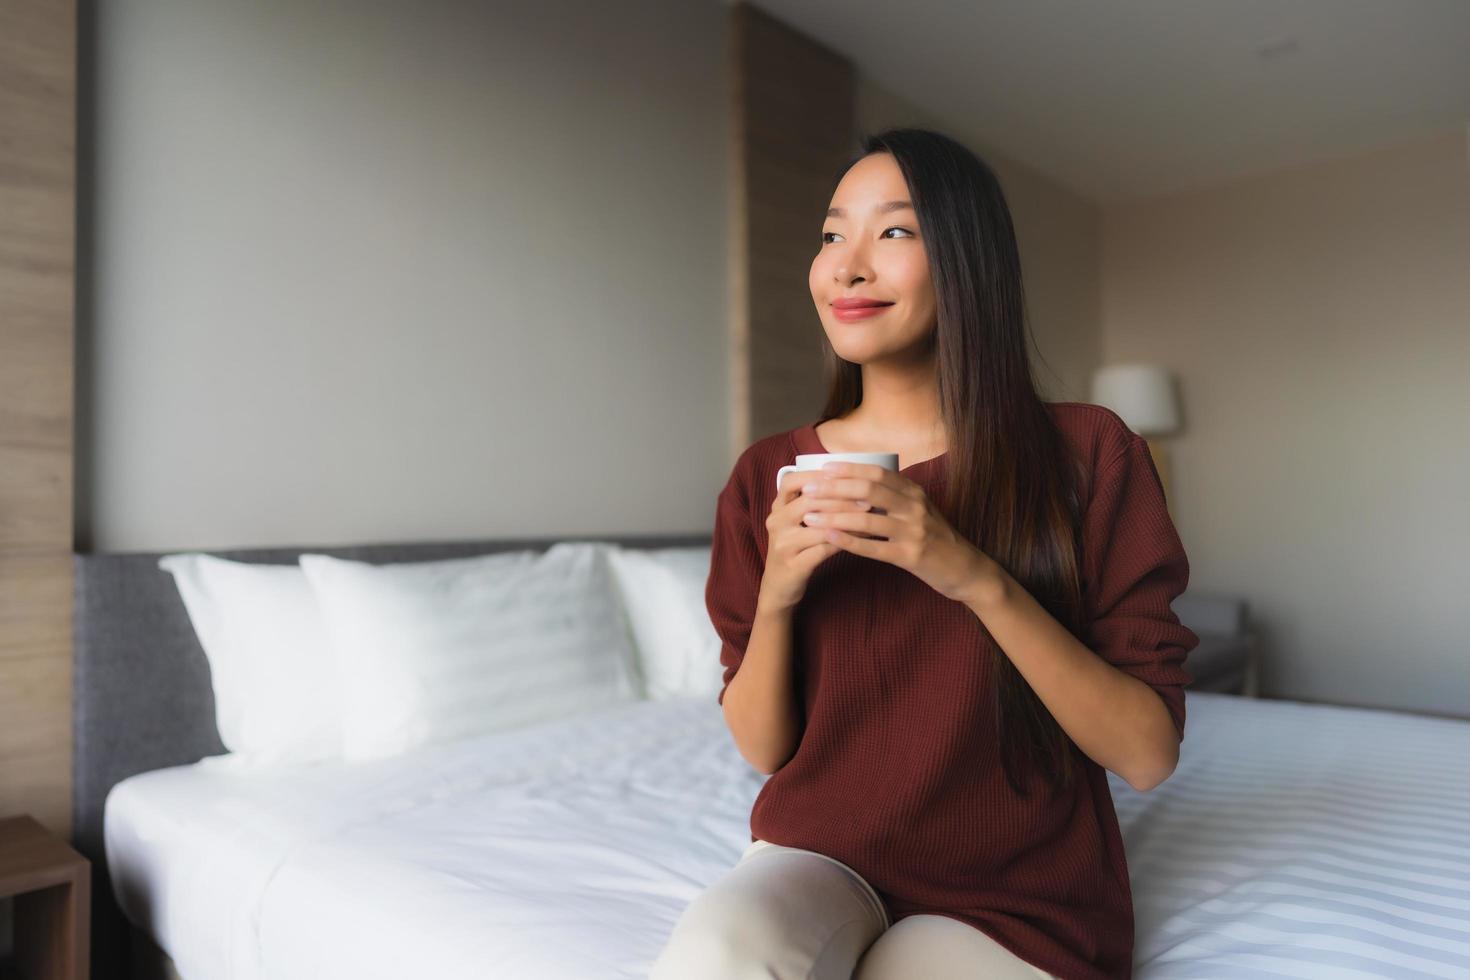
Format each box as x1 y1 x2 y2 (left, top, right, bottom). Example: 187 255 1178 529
818 127 1087 797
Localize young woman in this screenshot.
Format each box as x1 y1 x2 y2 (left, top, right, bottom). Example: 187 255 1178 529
652 128 1198 980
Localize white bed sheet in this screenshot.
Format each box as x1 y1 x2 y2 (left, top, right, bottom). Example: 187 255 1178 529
104 691 1470 980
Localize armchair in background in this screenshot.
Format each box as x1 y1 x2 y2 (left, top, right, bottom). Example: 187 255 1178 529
1172 591 1260 697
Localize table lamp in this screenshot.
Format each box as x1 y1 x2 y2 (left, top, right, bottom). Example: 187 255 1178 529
1088 364 1182 506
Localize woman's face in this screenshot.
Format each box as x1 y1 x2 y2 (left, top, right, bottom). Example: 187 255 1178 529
809 152 937 363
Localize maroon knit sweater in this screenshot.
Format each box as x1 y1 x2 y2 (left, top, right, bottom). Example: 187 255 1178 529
705 401 1197 980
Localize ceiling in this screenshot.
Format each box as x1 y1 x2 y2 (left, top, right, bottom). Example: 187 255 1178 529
746 0 1470 204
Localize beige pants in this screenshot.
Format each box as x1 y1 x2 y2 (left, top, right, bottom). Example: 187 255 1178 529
650 838 1058 979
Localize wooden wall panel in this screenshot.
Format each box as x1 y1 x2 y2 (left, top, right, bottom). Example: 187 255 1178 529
728 3 854 454
0 0 78 840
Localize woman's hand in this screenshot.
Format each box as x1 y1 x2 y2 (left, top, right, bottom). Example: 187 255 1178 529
755 469 855 612
796 461 1003 606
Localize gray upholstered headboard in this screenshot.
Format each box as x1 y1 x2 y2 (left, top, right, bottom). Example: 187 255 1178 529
72 531 711 976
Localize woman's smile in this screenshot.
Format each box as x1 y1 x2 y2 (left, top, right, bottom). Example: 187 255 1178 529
831 302 895 323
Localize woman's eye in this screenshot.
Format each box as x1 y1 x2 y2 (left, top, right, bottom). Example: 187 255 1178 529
822 228 912 244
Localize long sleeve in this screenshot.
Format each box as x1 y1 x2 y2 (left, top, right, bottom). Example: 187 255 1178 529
705 475 765 707
1081 433 1199 740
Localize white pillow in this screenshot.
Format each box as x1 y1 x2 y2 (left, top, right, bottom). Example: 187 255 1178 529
298 541 643 762
605 545 723 700
156 552 342 769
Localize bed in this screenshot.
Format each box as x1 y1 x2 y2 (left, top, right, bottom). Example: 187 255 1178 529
75 538 1470 979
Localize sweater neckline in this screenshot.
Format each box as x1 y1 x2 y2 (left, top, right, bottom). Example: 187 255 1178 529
794 421 948 477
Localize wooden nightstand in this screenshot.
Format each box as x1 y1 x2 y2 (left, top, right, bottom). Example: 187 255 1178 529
0 815 89 980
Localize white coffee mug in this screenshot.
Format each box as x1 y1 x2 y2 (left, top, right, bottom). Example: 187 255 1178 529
776 452 900 491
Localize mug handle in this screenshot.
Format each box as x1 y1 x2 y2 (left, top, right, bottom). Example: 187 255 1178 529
776 464 800 492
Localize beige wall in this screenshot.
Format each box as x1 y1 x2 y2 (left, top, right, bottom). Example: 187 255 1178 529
83 0 730 552
81 1 1465 718
856 81 1101 404
1100 126 1470 717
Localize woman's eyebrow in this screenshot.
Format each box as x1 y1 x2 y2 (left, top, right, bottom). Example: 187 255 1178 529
826 200 914 218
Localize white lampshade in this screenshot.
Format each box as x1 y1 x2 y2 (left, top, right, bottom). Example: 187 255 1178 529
1089 364 1181 436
